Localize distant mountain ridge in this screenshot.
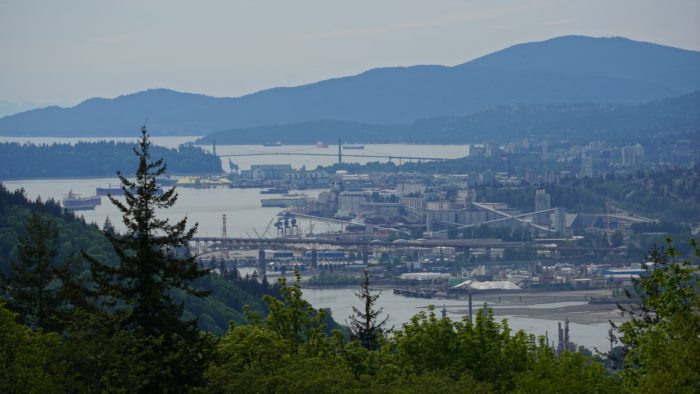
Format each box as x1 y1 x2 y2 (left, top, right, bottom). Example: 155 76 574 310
1 35 699 137
197 91 700 144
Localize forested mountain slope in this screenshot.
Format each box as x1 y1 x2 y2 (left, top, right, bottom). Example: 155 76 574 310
0 183 270 334
199 90 700 144
2 36 698 136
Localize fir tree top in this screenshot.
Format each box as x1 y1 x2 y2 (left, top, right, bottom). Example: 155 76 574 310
85 125 209 337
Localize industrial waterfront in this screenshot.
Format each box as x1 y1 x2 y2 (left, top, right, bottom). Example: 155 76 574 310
3 138 637 353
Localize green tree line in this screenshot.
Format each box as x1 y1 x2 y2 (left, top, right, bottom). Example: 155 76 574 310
0 140 222 179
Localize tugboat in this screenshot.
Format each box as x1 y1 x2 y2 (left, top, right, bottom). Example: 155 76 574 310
260 187 290 194
63 190 101 211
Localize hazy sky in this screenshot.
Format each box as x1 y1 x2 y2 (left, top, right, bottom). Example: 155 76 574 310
0 0 698 109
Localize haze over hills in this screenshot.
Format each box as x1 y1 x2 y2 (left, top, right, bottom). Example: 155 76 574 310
1 35 699 137
197 91 700 144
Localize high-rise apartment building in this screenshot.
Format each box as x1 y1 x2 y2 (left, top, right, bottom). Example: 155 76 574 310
534 189 551 227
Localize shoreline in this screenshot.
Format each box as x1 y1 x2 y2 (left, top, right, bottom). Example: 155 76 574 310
0 171 223 183
305 287 627 326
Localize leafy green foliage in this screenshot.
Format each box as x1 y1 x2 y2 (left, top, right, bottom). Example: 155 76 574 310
613 239 700 393
200 274 351 393
514 346 618 394
203 287 616 393
258 271 329 354
0 302 67 393
393 307 531 391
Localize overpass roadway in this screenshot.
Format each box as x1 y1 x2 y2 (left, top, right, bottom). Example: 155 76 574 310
190 236 527 250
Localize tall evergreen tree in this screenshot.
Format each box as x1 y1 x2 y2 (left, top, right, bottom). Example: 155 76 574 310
83 126 211 390
4 212 68 331
102 216 115 235
218 259 227 280
348 269 389 350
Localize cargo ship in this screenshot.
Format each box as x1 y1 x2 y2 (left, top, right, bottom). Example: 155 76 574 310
96 186 121 196
315 141 329 148
96 185 165 196
63 190 101 211
157 177 178 187
343 144 365 150
263 141 283 147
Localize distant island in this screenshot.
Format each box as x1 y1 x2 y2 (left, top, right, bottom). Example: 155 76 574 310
1 35 698 137
0 141 222 180
196 91 700 144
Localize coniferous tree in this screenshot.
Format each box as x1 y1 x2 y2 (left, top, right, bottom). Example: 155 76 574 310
4 212 69 331
348 269 389 350
231 261 240 281
102 216 115 235
83 126 211 390
218 259 227 280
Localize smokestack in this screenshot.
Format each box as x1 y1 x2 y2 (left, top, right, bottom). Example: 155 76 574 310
338 138 342 165
558 322 563 353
